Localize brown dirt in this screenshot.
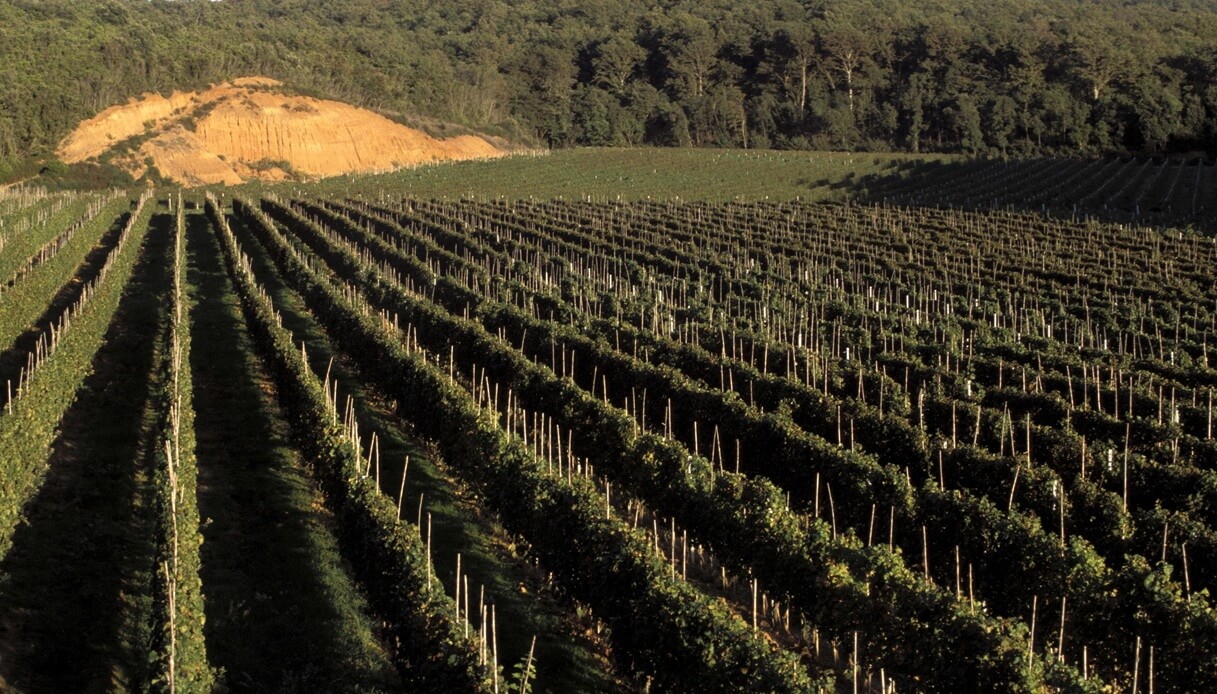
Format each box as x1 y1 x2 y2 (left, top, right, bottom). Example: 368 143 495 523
57 77 505 186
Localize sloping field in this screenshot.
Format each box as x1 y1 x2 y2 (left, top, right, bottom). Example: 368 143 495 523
1 181 1215 691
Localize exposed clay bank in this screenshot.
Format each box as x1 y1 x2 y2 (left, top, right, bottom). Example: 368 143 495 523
57 77 505 186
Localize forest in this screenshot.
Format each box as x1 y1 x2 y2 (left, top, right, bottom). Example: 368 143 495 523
0 0 1215 174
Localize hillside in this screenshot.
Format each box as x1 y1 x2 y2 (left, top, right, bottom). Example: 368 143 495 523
56 78 506 186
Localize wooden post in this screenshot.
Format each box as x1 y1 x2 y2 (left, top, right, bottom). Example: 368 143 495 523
974 404 981 447
889 506 895 550
520 636 536 694
826 483 837 538
670 517 676 579
1025 414 1032 468
751 578 758 633
867 504 875 547
1058 596 1067 660
1183 543 1192 600
1027 595 1038 668
1008 463 1021 512
951 401 957 448
1059 485 1066 545
955 546 961 598
1162 522 1169 563
922 525 930 582
1132 636 1141 694
1123 422 1131 513
852 631 859 694
1066 365 1074 409
814 473 821 519
396 456 409 519
1148 645 1154 694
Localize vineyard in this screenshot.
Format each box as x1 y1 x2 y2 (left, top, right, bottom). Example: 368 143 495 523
0 177 1214 692
862 156 1217 232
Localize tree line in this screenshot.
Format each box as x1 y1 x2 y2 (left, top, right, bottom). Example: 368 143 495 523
0 0 1214 170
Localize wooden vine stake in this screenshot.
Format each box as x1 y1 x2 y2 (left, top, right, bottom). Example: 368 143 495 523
1057 596 1067 662
1183 542 1192 601
396 456 409 520
1123 422 1131 513
1133 636 1141 694
751 578 758 633
1149 645 1154 694
921 525 930 582
1027 595 1037 670
425 512 433 594
852 631 859 694
492 604 499 693
520 636 536 694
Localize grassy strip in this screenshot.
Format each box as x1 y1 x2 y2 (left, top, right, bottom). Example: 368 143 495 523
205 196 489 691
0 193 150 559
146 197 212 691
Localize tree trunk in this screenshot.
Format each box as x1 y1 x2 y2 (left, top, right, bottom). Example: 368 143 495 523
800 60 808 115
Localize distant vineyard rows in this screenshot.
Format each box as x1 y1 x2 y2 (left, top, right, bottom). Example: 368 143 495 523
865 156 1217 232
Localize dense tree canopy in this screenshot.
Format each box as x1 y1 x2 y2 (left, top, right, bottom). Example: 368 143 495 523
0 0 1215 164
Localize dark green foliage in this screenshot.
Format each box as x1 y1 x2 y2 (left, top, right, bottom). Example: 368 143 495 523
2 0 1217 167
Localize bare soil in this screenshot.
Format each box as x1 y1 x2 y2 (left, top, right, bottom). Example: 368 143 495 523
57 78 505 186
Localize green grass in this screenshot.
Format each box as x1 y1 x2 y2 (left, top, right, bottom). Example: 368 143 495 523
233 147 949 202
184 212 400 692
224 207 622 693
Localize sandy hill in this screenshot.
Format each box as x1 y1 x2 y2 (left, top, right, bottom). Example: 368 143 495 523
57 77 505 186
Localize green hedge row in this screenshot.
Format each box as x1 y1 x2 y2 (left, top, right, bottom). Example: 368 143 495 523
147 200 212 692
